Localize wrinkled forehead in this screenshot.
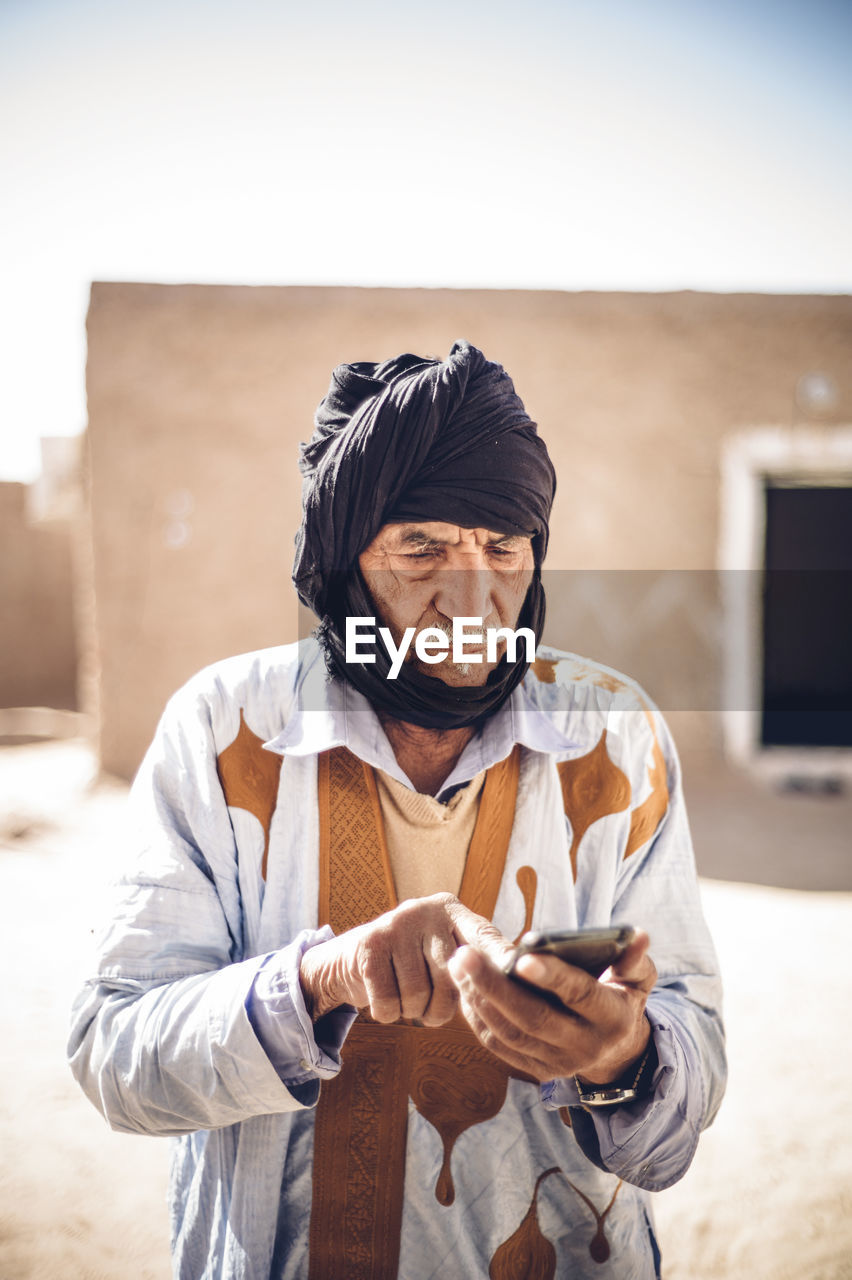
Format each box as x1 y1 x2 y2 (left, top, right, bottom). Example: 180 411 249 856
369 521 533 551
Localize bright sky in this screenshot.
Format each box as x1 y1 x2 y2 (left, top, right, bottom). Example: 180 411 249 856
2 0 850 480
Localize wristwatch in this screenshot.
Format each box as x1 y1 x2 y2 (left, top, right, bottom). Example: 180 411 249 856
574 1037 657 1108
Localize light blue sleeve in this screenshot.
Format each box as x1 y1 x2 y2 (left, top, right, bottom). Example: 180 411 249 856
67 676 345 1136
247 936 358 1106
541 708 727 1192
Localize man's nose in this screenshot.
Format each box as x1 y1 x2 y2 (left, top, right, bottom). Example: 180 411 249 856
433 570 493 622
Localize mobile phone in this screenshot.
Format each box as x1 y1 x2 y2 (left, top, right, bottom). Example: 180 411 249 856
506 926 637 980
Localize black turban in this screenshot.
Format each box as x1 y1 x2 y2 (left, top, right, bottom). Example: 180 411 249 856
293 340 556 728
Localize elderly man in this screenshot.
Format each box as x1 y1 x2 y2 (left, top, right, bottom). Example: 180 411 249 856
69 341 725 1279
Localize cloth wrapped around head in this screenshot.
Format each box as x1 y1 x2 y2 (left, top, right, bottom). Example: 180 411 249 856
293 339 556 728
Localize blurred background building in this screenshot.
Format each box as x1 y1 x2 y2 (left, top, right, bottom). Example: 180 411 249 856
0 439 81 733
2 283 850 780
74 283 850 779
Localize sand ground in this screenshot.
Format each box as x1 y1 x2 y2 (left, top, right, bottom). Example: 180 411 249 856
1 737 850 1280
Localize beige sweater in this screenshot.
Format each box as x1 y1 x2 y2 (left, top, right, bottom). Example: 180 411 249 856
374 769 486 902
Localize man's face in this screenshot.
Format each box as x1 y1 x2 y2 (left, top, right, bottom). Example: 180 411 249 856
357 522 535 687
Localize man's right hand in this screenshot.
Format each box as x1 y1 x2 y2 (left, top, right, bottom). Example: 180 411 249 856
299 893 501 1027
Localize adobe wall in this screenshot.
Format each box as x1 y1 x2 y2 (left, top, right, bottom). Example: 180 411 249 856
85 285 852 778
0 482 79 713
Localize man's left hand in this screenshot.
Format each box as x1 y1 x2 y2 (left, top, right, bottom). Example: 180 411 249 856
447 929 656 1085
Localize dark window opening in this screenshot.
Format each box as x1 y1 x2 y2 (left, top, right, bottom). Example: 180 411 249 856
762 484 852 748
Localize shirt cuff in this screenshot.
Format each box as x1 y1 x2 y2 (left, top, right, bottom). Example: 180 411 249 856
246 927 358 1105
540 1005 703 1191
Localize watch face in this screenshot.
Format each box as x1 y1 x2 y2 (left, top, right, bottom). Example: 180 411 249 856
576 1086 637 1107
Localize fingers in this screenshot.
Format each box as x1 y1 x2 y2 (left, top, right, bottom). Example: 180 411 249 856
451 946 570 1041
512 951 600 1015
355 895 466 1025
449 936 655 1083
421 928 459 1026
357 923 432 1024
457 975 551 1080
332 894 655 1076
449 946 570 1081
511 930 655 1007
360 894 506 1026
359 939 422 1023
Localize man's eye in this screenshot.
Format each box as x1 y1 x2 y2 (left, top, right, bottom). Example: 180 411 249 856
402 550 438 562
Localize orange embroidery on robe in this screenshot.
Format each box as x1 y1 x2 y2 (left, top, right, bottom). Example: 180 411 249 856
512 865 537 943
531 656 558 684
457 748 522 918
409 1024 519 1206
590 669 628 695
216 708 283 879
489 1167 561 1280
624 709 669 858
564 657 629 696
490 1168 623 1275
309 745 532 1280
317 748 396 934
557 730 631 880
308 1022 410 1280
562 1176 622 1264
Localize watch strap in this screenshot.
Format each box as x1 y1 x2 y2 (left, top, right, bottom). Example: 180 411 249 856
574 1035 657 1108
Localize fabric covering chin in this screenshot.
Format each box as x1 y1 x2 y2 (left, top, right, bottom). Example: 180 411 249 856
293 340 556 729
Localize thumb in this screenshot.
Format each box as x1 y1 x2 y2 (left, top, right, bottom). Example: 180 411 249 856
608 929 655 989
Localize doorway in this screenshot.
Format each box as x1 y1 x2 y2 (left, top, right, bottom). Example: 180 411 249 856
762 484 852 748
719 427 852 776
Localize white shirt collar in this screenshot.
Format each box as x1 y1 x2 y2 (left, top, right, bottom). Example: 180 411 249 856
264 644 579 798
